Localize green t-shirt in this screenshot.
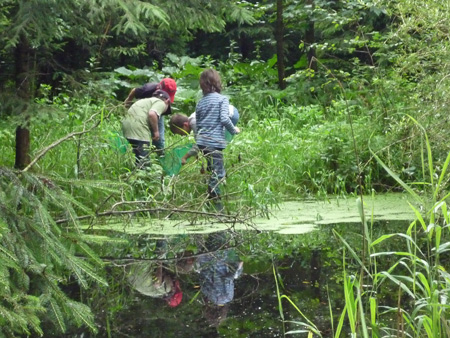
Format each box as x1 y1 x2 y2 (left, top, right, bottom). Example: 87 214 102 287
121 97 167 142
127 263 173 298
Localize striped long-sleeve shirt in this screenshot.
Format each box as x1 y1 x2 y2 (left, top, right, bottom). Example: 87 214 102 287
196 250 243 305
195 93 237 149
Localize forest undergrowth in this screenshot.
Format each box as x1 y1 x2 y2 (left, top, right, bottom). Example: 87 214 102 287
2 0 450 334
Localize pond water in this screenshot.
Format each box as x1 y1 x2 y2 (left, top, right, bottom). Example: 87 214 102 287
73 194 416 337
92 193 414 235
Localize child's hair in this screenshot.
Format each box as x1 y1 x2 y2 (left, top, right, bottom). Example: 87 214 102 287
169 113 189 134
199 69 222 94
152 89 170 101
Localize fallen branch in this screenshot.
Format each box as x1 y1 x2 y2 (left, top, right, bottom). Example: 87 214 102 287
22 112 103 173
55 207 246 224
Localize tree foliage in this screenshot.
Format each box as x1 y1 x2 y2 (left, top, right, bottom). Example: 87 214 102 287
0 167 127 335
2 0 450 335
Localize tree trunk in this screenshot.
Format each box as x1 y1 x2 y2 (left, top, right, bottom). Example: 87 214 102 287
14 35 31 169
239 34 252 60
305 0 317 71
275 0 286 89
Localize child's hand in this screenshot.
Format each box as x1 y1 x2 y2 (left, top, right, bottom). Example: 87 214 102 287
152 132 160 141
234 127 240 134
181 155 188 165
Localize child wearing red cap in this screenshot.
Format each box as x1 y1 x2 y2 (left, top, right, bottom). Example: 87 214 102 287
124 78 176 160
124 78 177 108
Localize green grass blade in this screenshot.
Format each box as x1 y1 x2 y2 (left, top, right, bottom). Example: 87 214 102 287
356 282 369 338
280 296 322 336
434 151 450 202
333 230 371 276
273 264 284 321
370 149 423 205
334 305 347 338
370 297 379 338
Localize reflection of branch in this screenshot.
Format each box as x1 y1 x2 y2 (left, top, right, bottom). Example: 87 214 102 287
103 244 242 265
22 112 103 173
55 207 244 224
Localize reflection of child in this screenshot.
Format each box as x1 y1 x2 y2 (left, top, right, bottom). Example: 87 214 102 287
127 262 182 308
196 232 243 327
169 105 239 165
196 232 243 306
197 251 243 306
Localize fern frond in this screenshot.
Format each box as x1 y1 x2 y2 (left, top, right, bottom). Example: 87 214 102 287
51 175 127 191
229 6 257 25
40 184 94 222
22 295 45 336
0 303 31 335
35 203 58 235
10 267 31 293
0 264 11 292
0 245 20 268
27 222 64 265
1 166 113 335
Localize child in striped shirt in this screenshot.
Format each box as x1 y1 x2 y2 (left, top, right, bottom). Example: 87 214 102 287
195 69 240 211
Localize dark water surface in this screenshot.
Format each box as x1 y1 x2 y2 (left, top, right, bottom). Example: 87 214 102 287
73 194 415 337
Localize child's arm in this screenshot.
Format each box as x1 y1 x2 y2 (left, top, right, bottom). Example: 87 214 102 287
124 88 136 108
181 145 199 165
148 110 160 141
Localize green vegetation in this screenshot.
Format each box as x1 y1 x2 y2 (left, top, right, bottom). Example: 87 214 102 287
2 0 450 336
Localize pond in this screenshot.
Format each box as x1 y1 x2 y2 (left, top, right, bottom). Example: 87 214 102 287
70 194 416 337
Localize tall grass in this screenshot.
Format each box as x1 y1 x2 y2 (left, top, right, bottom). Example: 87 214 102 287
333 118 450 337
270 116 450 337
273 264 322 337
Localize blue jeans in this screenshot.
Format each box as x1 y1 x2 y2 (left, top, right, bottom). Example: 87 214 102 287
230 107 239 126
127 139 151 168
198 145 225 198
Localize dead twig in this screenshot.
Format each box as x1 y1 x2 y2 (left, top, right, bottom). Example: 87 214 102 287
22 111 105 173
55 207 245 225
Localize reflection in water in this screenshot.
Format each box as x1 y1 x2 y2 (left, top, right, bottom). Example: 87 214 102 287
196 232 243 327
127 261 183 308
75 219 412 337
126 233 244 329
127 240 190 308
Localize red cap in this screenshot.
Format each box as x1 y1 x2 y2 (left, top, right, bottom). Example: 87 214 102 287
160 78 177 103
167 280 182 307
